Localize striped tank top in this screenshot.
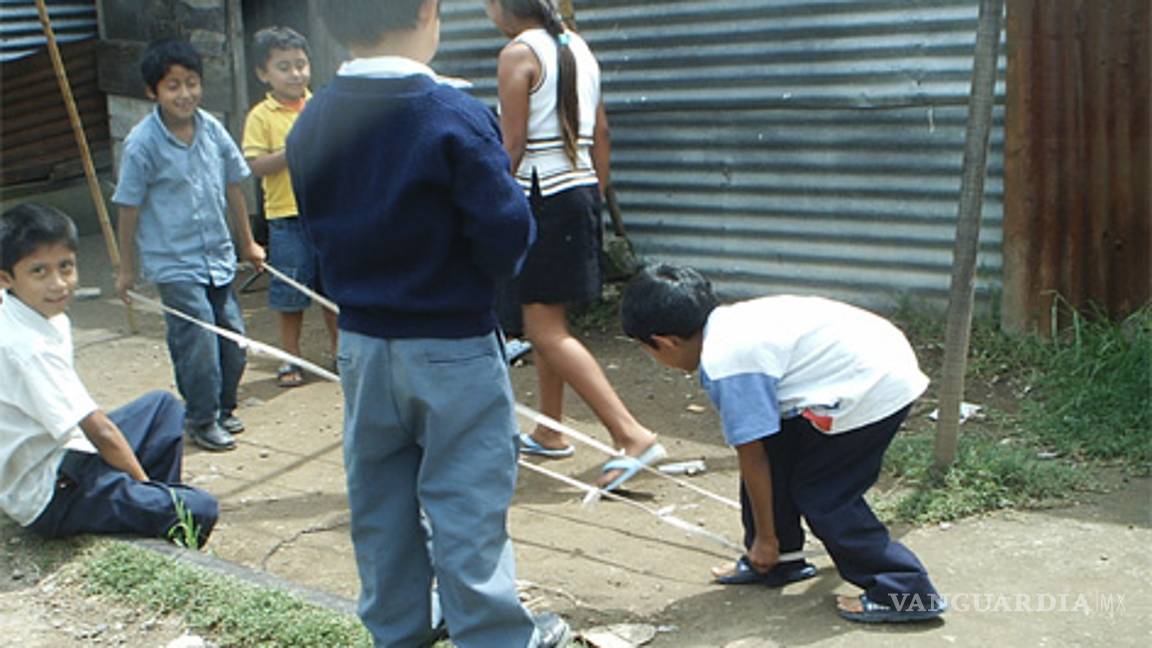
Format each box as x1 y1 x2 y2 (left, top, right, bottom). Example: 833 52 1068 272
512 28 601 197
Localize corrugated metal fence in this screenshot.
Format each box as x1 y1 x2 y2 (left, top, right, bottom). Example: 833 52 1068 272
0 0 106 187
435 0 1004 309
0 0 96 62
1002 0 1150 332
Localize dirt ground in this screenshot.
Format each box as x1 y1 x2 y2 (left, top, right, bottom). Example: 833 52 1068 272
2 234 1150 647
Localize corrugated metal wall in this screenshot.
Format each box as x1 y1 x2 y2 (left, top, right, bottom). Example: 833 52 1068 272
0 36 108 187
435 0 1005 309
0 0 97 62
1002 0 1150 333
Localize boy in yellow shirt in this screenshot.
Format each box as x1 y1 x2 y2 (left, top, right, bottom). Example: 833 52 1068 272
242 26 337 387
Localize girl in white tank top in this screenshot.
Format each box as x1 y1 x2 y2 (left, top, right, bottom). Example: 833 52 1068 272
486 0 663 490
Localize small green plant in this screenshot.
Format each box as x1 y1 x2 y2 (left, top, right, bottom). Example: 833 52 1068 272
166 489 202 550
876 432 1086 524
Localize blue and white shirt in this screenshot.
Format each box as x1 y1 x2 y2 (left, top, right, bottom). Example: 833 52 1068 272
700 296 929 446
112 107 250 286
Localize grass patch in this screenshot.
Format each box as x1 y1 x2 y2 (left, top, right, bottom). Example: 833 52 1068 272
1013 305 1151 469
880 301 1149 523
876 431 1087 524
79 542 372 647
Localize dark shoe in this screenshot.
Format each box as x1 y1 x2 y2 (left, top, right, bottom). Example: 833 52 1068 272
714 555 818 586
218 413 245 434
838 593 947 623
186 422 236 452
533 611 571 648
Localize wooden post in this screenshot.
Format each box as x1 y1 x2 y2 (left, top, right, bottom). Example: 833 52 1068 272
933 0 1005 477
34 0 137 332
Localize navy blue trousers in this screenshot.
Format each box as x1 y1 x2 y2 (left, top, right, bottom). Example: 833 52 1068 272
739 406 938 602
27 391 219 544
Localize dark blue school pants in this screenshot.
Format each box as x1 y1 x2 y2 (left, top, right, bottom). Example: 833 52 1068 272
27 391 219 544
739 405 938 603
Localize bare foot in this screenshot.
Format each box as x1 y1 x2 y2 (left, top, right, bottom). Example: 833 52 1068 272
710 560 743 580
837 595 864 613
528 427 570 451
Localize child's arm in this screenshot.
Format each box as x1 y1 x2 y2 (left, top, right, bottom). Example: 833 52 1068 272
591 101 612 196
736 441 781 571
115 205 140 303
495 41 538 172
246 150 287 178
78 410 148 481
226 182 266 269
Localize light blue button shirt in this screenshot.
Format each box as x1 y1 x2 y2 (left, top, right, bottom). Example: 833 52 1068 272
112 107 250 286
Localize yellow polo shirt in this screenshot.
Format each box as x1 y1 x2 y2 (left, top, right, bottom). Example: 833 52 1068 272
242 91 309 219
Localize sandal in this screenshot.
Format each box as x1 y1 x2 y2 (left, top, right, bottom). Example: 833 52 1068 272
712 555 818 586
837 593 947 623
277 363 305 388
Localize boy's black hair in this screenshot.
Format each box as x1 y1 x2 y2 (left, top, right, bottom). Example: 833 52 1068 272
140 38 203 93
319 0 436 49
620 264 719 348
0 203 79 274
252 26 310 70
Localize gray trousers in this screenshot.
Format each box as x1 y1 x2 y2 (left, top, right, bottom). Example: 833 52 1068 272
338 329 537 648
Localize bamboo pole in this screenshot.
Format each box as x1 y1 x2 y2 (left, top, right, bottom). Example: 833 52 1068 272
34 0 136 333
932 0 1004 477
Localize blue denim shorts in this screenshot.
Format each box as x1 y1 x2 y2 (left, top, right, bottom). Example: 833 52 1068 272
267 217 325 312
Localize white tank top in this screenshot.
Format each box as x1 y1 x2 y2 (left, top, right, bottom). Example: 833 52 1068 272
512 28 601 197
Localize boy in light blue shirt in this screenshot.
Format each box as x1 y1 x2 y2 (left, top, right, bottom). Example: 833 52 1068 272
113 38 265 452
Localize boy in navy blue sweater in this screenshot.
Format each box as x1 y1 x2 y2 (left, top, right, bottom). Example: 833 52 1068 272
286 1 568 646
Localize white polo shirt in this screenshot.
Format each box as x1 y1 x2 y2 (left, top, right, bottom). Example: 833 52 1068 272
700 296 929 446
0 291 97 526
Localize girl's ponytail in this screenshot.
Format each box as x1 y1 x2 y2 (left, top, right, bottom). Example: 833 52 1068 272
536 2 580 167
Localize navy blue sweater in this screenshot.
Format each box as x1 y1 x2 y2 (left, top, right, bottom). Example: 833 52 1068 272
286 74 534 339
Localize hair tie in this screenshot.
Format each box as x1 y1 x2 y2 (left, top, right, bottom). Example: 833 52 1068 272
557 33 570 46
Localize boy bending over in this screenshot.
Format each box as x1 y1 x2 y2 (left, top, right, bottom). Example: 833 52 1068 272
621 264 946 623
0 204 218 544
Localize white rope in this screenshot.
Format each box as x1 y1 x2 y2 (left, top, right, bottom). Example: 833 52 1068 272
126 290 339 383
126 287 739 510
262 263 340 314
518 459 743 553
516 405 740 510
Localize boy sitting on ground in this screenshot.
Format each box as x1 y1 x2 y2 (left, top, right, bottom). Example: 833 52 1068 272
0 203 218 545
620 263 946 623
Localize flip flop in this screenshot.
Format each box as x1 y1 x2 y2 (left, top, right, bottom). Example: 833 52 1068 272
518 432 575 459
600 442 668 492
713 555 818 586
277 363 304 388
837 593 947 624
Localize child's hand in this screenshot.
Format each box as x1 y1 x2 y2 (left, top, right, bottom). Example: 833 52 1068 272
242 242 266 271
115 268 135 304
747 537 780 573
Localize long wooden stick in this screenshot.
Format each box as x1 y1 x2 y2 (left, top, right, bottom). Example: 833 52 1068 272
35 0 137 332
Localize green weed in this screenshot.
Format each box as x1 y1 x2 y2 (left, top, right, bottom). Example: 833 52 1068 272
876 432 1086 524
165 489 202 550
81 542 371 647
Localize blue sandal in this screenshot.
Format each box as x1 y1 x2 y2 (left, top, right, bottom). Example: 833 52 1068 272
518 433 575 459
600 443 668 491
838 593 947 623
713 555 818 586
